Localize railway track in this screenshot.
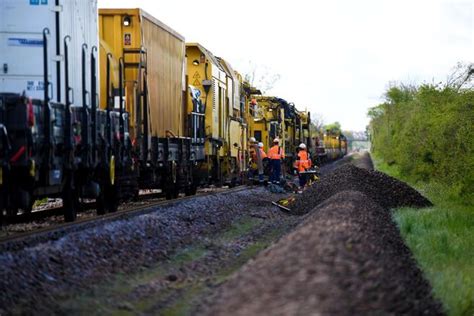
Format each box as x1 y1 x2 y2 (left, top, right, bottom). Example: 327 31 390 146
0 157 354 250
0 185 250 252
1 191 165 225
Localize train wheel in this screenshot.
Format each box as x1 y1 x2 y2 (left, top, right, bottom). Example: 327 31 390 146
0 200 4 226
173 187 179 199
63 184 79 222
132 188 139 202
96 187 107 215
106 185 119 213
165 184 178 200
19 189 34 215
6 207 18 217
185 185 197 196
165 188 173 200
229 177 238 188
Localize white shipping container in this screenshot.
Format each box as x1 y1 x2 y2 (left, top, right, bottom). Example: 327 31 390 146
0 0 98 106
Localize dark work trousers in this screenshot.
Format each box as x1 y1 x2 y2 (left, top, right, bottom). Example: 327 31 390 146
299 173 307 187
270 159 281 183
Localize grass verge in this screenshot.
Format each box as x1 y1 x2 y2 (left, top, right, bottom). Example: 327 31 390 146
373 155 474 316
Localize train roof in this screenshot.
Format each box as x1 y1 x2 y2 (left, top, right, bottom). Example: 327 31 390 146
186 43 226 73
99 8 185 42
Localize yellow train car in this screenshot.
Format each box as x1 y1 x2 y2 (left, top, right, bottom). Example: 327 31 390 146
298 110 312 148
99 8 195 198
185 43 247 185
322 133 347 160
219 58 247 169
284 103 298 161
234 72 259 173
99 9 186 139
248 96 286 154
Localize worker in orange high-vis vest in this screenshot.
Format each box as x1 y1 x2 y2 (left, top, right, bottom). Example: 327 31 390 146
268 138 285 184
296 143 312 188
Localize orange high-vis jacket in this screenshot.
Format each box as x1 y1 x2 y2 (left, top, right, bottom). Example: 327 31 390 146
296 150 311 172
259 148 267 159
268 145 285 160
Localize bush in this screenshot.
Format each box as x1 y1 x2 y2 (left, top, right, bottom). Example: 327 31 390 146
368 81 474 204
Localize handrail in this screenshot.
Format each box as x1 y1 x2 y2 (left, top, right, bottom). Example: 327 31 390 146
81 44 89 165
90 46 98 163
106 53 113 153
43 28 52 168
63 36 72 156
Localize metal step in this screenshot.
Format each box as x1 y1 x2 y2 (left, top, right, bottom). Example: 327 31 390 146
123 48 146 54
124 62 147 69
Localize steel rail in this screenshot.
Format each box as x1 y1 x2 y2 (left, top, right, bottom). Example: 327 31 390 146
0 185 250 252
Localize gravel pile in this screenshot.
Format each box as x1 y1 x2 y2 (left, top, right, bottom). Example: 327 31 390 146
291 163 432 214
201 191 443 315
0 187 287 315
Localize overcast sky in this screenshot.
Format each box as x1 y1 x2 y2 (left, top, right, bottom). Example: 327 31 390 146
98 0 473 131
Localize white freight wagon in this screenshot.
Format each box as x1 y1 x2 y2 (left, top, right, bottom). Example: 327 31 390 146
0 0 105 222
0 0 98 103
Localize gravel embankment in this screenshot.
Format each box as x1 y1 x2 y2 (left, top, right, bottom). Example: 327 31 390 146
291 161 432 215
1 152 441 315
201 190 443 315
0 187 288 315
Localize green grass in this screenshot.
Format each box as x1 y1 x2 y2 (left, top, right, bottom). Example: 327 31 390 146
373 155 474 316
220 217 263 242
58 246 208 315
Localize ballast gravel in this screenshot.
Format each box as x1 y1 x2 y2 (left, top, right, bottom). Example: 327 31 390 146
291 162 432 215
0 187 287 315
201 190 443 316
0 153 442 315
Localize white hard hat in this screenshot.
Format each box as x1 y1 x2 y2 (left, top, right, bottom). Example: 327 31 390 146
273 138 280 143
258 142 264 148
249 137 256 143
299 143 306 149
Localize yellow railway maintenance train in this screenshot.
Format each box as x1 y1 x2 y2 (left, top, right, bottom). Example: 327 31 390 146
0 3 345 222
185 43 250 186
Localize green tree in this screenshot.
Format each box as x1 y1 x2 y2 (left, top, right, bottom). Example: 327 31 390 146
324 122 342 134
